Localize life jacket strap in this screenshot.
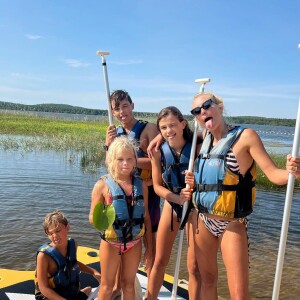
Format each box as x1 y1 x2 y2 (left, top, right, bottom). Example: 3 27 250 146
195 180 255 192
199 153 225 159
179 201 194 230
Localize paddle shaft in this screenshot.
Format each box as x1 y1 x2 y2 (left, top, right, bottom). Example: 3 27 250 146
171 120 198 300
97 51 114 126
171 78 210 299
272 97 300 300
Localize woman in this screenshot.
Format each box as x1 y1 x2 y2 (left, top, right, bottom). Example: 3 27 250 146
190 92 300 299
146 106 201 300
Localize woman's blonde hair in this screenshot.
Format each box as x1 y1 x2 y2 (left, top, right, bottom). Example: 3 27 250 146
193 92 224 110
43 210 68 235
106 136 138 181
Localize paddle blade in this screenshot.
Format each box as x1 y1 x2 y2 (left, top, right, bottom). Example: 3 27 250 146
93 202 116 231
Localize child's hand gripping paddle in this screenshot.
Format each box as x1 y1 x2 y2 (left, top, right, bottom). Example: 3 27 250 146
92 202 116 231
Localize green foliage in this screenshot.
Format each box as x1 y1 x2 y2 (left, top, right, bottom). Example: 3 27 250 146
0 101 296 127
0 110 298 188
256 153 300 190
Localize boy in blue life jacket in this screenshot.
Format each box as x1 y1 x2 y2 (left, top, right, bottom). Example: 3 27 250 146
35 210 101 300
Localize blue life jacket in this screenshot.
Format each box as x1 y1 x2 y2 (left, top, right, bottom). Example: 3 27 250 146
35 238 80 299
160 141 192 228
193 126 256 218
101 175 145 250
116 120 148 158
161 141 192 194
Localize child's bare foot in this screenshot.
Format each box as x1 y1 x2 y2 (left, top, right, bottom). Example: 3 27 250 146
81 286 92 296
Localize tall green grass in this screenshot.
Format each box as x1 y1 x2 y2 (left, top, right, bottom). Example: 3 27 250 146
0 111 298 188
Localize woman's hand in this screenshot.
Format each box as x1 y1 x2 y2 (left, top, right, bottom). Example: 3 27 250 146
286 154 300 178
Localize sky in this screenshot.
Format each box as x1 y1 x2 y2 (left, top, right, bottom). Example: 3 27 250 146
0 1 300 119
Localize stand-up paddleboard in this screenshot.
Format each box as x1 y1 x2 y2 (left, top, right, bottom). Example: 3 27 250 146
0 246 188 300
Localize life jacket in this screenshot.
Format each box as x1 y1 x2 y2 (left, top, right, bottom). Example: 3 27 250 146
160 141 192 229
116 120 150 180
35 238 80 299
193 126 256 218
100 174 145 250
161 141 192 194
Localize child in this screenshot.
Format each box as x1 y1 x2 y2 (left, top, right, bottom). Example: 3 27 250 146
89 136 153 300
35 210 101 300
146 106 201 300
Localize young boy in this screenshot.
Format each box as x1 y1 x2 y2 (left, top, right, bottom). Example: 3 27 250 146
104 90 161 298
35 210 101 300
104 90 161 242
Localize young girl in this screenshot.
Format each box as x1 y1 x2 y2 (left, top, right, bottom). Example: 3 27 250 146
146 106 201 300
89 136 152 300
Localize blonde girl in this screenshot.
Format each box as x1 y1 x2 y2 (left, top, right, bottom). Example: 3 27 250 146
89 136 152 300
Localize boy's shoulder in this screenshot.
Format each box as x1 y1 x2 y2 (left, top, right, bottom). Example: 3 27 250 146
141 121 159 136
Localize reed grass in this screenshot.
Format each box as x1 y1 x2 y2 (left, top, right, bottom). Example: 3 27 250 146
0 111 298 188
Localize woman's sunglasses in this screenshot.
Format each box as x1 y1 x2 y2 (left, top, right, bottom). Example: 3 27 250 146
190 99 216 116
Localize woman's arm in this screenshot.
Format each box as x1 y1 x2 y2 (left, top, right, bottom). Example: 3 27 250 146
239 128 299 185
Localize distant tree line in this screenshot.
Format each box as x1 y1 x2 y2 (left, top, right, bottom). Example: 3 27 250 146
0 100 296 127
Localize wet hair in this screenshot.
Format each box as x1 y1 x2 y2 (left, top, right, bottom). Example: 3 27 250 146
43 210 68 235
157 106 193 142
106 136 138 181
110 90 132 109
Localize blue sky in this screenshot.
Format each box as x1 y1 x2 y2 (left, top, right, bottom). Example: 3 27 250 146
0 1 300 118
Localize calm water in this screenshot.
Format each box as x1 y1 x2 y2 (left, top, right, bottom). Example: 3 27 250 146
0 123 299 299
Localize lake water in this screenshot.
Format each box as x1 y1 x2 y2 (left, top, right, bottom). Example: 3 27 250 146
0 123 299 299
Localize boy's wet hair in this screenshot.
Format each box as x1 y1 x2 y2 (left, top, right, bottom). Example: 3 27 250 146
106 136 138 181
110 90 133 109
157 106 194 142
43 210 68 235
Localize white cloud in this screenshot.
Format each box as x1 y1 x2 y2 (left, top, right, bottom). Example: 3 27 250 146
24 34 43 40
62 59 90 68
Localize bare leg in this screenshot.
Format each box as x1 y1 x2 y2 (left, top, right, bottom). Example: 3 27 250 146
146 202 180 300
221 221 250 300
186 210 201 300
98 240 121 300
111 265 122 299
120 241 142 300
194 216 219 300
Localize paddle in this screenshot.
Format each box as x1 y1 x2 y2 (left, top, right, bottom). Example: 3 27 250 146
96 51 114 126
272 97 300 300
94 51 116 232
171 78 211 300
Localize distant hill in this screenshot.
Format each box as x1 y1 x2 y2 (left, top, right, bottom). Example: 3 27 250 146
0 100 157 119
0 100 296 127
